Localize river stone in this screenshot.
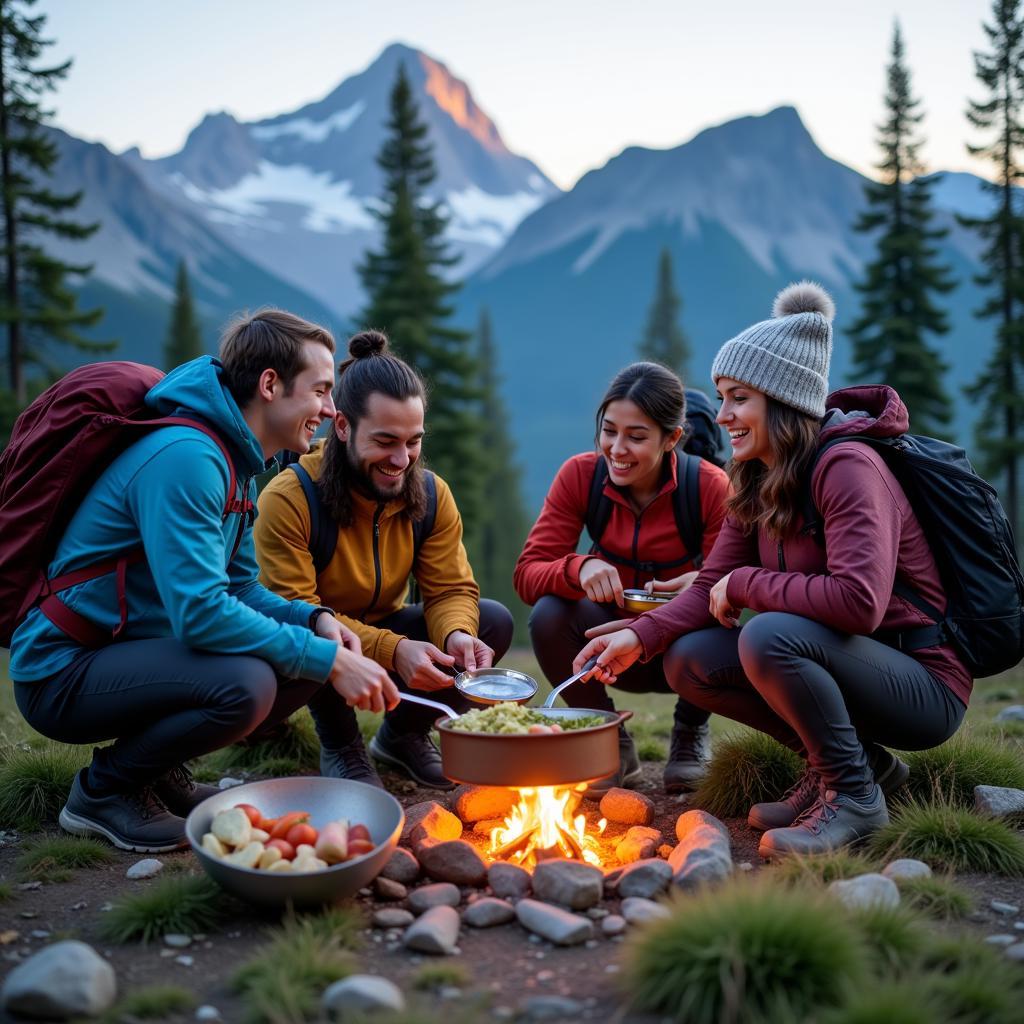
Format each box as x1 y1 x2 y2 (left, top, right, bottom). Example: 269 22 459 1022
452 785 516 822
406 803 462 850
404 905 460 955
675 809 730 843
882 859 932 881
617 858 673 899
669 829 732 890
519 995 585 1020
985 934 1017 946
379 847 420 884
599 788 655 826
531 859 603 909
373 908 415 929
1006 943 1024 961
515 898 594 945
829 873 900 910
620 896 671 925
126 858 164 879
474 818 506 835
488 861 531 899
373 877 407 901
975 785 1024 818
995 705 1024 722
417 839 488 886
991 900 1020 915
616 826 662 864
322 974 406 1017
1 940 117 1019
602 914 627 936
463 897 516 928
408 882 461 914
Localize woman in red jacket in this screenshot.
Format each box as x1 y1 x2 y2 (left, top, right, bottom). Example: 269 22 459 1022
575 283 968 855
514 362 732 797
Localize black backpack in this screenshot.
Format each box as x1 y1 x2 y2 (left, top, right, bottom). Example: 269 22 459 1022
682 388 727 468
805 433 1024 678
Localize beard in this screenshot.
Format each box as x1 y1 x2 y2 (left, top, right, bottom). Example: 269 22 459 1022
344 439 416 505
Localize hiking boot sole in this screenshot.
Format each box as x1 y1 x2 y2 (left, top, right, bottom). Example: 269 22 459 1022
368 738 455 791
663 766 706 794
59 806 188 854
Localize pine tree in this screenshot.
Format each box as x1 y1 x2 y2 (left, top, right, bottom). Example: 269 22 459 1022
847 22 954 437
357 63 483 530
960 0 1024 543
472 308 531 635
0 0 109 408
163 260 204 369
637 248 692 379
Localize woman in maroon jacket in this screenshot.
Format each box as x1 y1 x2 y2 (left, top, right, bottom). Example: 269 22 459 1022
574 283 969 856
514 362 732 798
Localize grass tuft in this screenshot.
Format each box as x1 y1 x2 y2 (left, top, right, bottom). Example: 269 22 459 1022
636 737 667 762
203 709 320 775
919 934 1024 1024
844 904 926 973
895 874 972 920
412 962 471 991
233 906 363 1024
869 799 1024 875
99 985 195 1022
767 849 879 887
15 835 114 882
622 876 867 1024
691 730 803 818
0 743 91 830
817 978 943 1024
98 874 226 944
900 730 1024 807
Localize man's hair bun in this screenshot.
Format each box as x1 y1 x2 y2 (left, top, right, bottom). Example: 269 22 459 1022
348 329 389 359
772 281 835 322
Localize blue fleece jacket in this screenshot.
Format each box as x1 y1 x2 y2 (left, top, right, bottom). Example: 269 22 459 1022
10 357 337 684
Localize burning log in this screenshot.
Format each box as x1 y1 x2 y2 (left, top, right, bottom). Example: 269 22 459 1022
555 823 585 862
492 825 539 861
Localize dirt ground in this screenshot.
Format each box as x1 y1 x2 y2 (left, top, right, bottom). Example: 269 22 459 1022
2 758 1023 1024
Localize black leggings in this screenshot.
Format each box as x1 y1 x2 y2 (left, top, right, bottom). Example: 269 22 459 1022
14 638 321 795
529 594 710 728
663 612 965 792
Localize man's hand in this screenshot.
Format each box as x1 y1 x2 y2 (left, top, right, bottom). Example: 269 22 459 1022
446 630 494 672
328 645 400 713
579 558 624 607
394 638 456 691
709 572 740 628
573 628 643 684
315 613 362 654
644 571 699 595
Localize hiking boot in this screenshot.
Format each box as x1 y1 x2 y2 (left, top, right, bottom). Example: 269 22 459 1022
59 769 187 853
583 732 643 800
873 750 911 797
748 766 822 831
758 784 889 859
320 733 385 789
152 764 220 817
663 721 712 793
370 720 454 790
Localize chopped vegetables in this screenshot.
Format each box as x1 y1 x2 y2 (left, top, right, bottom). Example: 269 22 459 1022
448 702 606 735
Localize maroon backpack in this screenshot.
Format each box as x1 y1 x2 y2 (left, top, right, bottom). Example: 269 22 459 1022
0 361 249 648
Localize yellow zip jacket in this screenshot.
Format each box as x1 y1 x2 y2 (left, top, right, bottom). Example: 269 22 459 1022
254 446 480 670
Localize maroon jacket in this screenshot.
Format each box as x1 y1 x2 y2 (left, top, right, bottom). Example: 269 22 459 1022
630 385 972 707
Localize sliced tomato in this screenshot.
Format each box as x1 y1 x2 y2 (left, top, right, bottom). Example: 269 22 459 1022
234 803 262 827
349 823 371 843
285 822 318 847
269 811 310 840
266 838 296 860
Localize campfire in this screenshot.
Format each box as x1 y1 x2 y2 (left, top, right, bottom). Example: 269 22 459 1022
487 785 608 868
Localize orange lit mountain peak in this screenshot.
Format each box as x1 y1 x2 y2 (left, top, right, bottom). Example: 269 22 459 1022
420 54 506 155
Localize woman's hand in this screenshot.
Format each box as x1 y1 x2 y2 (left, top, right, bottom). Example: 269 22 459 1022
573 628 642 684
584 617 636 640
708 572 741 628
579 558 624 607
394 638 456 691
644 571 699 595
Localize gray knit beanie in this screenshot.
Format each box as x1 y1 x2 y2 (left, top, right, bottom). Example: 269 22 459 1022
711 281 834 418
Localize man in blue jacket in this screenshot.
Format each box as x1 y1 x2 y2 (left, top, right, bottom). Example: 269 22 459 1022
10 309 399 853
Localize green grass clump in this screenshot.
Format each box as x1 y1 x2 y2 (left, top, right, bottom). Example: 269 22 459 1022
869 799 1024 875
818 979 942 1024
895 874 972 920
691 730 802 818
203 708 320 775
918 935 1024 1024
16 835 113 882
99 985 195 1022
636 737 667 762
0 743 90 830
412 962 471 991
98 875 225 944
901 730 1024 807
845 904 927 974
622 877 867 1024
767 849 879 887
233 907 362 1024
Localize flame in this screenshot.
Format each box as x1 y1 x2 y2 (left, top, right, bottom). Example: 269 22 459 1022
489 786 608 868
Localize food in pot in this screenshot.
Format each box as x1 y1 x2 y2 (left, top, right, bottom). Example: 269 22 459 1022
448 702 605 734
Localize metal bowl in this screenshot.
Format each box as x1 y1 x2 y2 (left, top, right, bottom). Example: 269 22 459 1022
185 777 404 909
622 589 678 614
454 666 538 704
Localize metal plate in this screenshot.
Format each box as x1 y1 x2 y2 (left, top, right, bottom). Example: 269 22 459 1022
455 667 538 704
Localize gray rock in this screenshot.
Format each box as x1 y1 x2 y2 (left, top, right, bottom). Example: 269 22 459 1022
601 914 627 936
586 907 609 919
403 906 460 955
995 705 1024 722
1006 943 1024 961
599 788 655 826
126 858 164 879
519 995 585 1020
882 859 932 881
515 898 594 946
615 826 663 864
195 1006 222 1022
404 802 462 850
452 785 516 822
379 847 420 884
676 809 730 843
828 873 900 910
669 833 733 890
463 897 515 928
991 900 1020 915
322 974 406 1017
531 859 603 910
617 858 673 899
408 882 461 914
984 934 1017 946
975 785 1024 818
373 877 407 902
372 908 415 929
417 839 488 886
620 896 670 925
488 861 531 899
217 776 244 789
163 933 193 948
1 940 117 1019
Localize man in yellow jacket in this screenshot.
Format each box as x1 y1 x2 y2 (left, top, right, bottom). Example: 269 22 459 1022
254 329 514 790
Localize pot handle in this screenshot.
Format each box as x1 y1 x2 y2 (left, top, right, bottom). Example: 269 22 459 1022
616 710 634 724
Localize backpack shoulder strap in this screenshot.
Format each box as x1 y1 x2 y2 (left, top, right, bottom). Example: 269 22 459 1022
585 458 613 549
412 471 438 561
289 463 338 577
672 451 704 568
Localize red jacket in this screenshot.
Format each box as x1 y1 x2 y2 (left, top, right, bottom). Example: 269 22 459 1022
514 451 732 604
630 386 973 707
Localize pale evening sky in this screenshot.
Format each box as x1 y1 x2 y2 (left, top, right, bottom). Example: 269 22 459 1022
40 0 992 191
